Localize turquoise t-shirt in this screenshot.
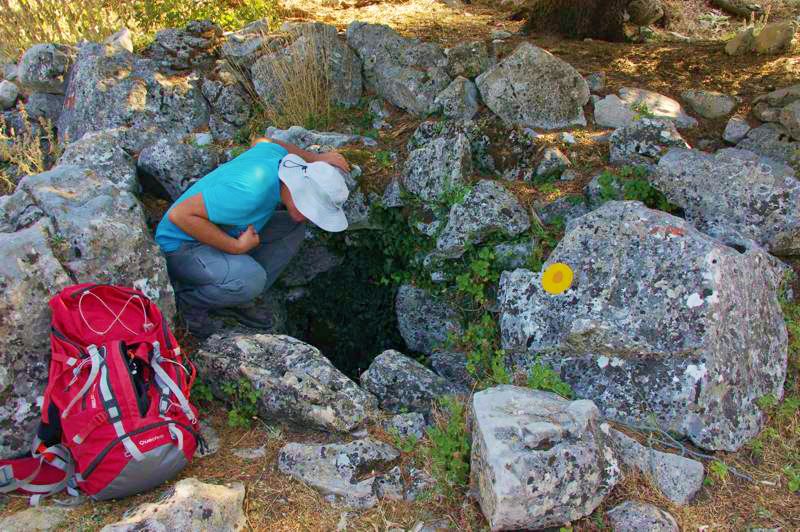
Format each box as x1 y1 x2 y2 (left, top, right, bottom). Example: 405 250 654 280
155 142 289 253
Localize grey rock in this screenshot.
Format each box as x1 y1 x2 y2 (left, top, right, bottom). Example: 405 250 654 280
3 63 18 81
490 30 512 40
493 241 534 271
536 195 591 226
725 26 757 56
368 97 391 129
653 148 800 255
281 239 342 287
560 132 577 145
361 350 463 413
405 467 436 502
100 478 246 532
476 42 589 129
752 22 796 55
723 116 751 143
603 425 704 504
434 76 479 120
146 20 222 72
585 71 606 93
0 80 18 109
17 43 74 94
347 22 449 115
753 84 800 108
609 118 689 168
401 120 490 202
493 126 539 182
196 421 220 458
194 132 213 146
58 43 209 151
0 187 44 232
202 72 252 142
395 284 463 354
681 89 737 119
595 87 698 129
470 386 620 531
607 501 679 532
382 412 428 440
195 333 377 432
436 179 530 258
381 178 404 208
498 201 788 451
264 125 376 149
779 99 800 140
25 92 63 123
253 22 362 109
429 350 475 391
58 129 139 192
374 466 405 500
737 123 800 172
446 41 492 79
536 147 571 176
560 168 579 181
104 27 134 53
277 438 399 509
138 137 220 199
0 506 71 531
233 446 266 460
221 19 272 69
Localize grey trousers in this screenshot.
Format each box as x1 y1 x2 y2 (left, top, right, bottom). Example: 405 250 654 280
164 211 305 310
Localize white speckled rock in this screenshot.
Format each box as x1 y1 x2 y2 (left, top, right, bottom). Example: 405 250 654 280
607 501 679 532
138 136 220 199
434 76 479 120
195 334 377 432
470 386 620 531
17 43 74 94
476 42 589 129
722 116 751 143
101 478 246 532
681 89 736 119
736 123 800 172
382 412 428 440
498 201 788 451
595 87 697 129
395 284 463 354
653 148 800 256
609 118 689 168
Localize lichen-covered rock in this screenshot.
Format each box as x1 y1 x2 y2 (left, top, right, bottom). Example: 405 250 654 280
436 180 530 258
146 20 222 72
470 386 620 531
723 116 751 144
498 201 788 451
0 220 72 458
779 99 800 140
594 87 697 129
277 438 399 509
429 351 475 391
382 412 428 440
57 128 139 192
475 42 589 129
24 92 63 123
395 284 463 354
493 241 535 271
347 22 449 115
281 239 342 287
361 350 463 413
446 41 492 79
434 76 479 120
202 72 252 142
653 148 800 255
736 123 800 172
221 19 272 69
0 505 71 531
58 43 209 150
264 125 376 150
138 136 220 199
607 501 679 532
536 147 571 177
195 333 377 432
609 118 689 167
253 22 362 109
401 120 490 202
681 89 736 119
536 195 591 226
100 478 246 532
17 43 74 94
0 80 18 109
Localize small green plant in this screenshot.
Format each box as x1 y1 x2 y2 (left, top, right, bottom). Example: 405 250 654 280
526 357 573 399
388 428 419 453
538 182 558 195
783 465 800 492
631 101 655 120
455 246 498 305
220 378 263 429
373 150 394 169
426 396 471 497
597 166 677 213
191 380 215 404
705 460 730 486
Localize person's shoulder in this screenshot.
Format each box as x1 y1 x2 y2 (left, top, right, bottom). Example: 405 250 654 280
250 139 289 158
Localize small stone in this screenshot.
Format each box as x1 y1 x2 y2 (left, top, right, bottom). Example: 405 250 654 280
608 118 689 167
434 76 479 120
560 168 579 181
405 467 436 502
723 116 751 143
446 41 492 79
233 446 267 460
779 99 800 140
374 466 405 500
536 195 591 226
560 132 577 144
493 241 535 271
0 80 19 110
104 28 134 53
17 43 74 94
585 71 606 93
736 123 800 171
681 89 737 119
382 412 428 440
725 27 756 56
536 147 571 177
194 132 213 146
265 125 376 149
595 87 697 129
196 421 220 458
607 501 679 532
429 350 476 391
490 30 512 40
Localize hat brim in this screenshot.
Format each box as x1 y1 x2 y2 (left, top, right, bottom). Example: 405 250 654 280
278 155 349 232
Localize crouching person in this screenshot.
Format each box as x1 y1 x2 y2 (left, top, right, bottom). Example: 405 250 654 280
155 137 351 337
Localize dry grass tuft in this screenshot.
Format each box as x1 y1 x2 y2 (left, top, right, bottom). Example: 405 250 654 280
0 105 61 194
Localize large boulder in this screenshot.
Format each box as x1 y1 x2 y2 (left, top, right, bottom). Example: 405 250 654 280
609 118 689 168
360 350 464 413
594 87 697 129
277 438 399 509
17 43 74 94
498 201 787 451
346 22 449 115
401 120 490 202
137 136 220 199
101 478 245 532
475 42 589 129
435 179 530 258
737 123 800 173
221 19 272 69
470 386 620 531
395 284 463 354
58 43 209 150
202 71 252 142
194 333 377 432
145 20 223 72
253 22 362 109
653 148 800 256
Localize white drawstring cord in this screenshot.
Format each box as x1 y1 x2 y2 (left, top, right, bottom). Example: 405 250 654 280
78 290 154 336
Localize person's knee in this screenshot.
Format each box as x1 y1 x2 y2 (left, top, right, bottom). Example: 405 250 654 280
238 265 267 302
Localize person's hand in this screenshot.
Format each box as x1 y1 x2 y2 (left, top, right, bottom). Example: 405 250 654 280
316 151 350 172
234 225 260 254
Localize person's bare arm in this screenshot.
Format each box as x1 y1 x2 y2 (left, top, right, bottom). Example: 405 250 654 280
252 137 350 172
167 193 259 255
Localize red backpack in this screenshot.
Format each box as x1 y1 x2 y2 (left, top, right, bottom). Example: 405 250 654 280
0 284 202 503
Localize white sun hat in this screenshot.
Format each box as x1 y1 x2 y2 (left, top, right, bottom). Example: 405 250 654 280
277 153 350 232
